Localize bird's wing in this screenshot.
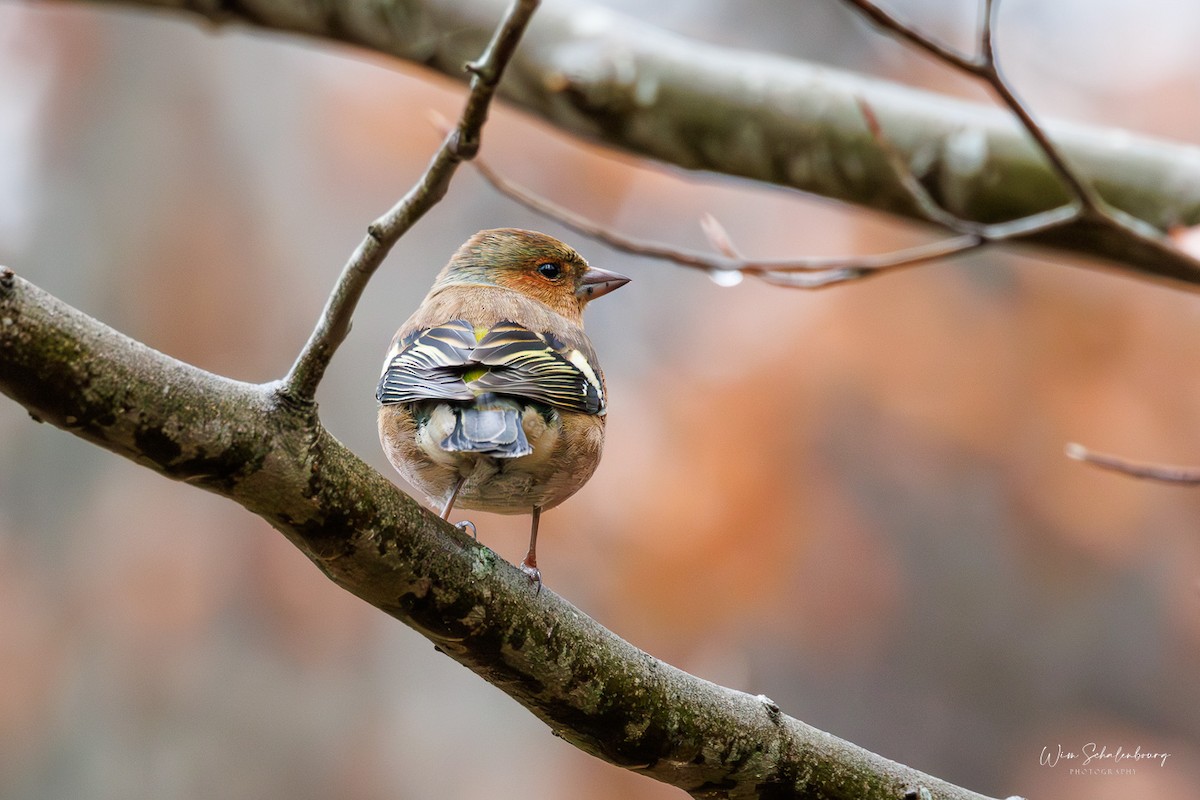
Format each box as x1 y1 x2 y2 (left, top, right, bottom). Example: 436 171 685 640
377 319 605 415
376 320 479 404
469 321 605 415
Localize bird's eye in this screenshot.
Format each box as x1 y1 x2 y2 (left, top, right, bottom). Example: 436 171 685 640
536 262 563 280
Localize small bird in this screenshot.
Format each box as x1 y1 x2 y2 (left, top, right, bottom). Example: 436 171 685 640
376 228 629 588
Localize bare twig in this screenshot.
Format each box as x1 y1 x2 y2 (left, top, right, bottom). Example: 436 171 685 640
49 0 1200 286
280 0 540 404
469 0 1182 293
855 95 1082 247
473 156 985 288
695 211 936 288
699 212 744 260
1065 444 1200 485
839 0 1187 243
842 0 1096 210
751 234 984 287
840 0 981 72
841 0 1200 482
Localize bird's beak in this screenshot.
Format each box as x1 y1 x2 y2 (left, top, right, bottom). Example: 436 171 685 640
576 266 631 300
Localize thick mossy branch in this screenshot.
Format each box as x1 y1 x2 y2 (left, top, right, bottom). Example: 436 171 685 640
0 271 1004 799
87 0 1200 286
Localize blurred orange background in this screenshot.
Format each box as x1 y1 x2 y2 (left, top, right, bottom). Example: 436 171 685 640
1 1 1199 798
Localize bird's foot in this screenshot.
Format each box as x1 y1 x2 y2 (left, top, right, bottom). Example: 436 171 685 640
454 520 478 540
519 559 542 594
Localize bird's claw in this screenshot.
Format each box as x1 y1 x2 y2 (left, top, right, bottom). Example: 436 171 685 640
519 560 542 594
454 520 477 539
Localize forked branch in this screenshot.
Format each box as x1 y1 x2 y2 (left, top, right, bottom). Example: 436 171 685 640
280 0 540 403
839 0 1200 481
462 0 1200 294
840 0 1183 247
473 155 986 290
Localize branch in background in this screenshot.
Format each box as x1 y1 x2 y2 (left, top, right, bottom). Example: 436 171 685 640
467 76 1101 290
840 0 1187 253
841 0 1200 483
841 0 1099 211
472 155 984 289
1065 444 1200 485
855 96 1080 240
460 0 1200 292
280 0 540 403
78 0 1200 286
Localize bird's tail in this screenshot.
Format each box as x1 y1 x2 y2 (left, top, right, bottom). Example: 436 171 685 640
440 395 533 458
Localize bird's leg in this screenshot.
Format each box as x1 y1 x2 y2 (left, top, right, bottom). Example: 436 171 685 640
441 475 476 539
440 475 467 519
519 506 543 592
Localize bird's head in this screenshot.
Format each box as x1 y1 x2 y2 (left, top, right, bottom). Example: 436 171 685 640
432 229 629 323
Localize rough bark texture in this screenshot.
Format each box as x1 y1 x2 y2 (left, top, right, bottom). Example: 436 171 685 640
0 268 1007 799
83 0 1200 286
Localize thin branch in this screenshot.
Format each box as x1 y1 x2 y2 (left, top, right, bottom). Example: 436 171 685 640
750 237 980 288
696 213 936 288
842 0 1200 483
465 1 1188 294
842 0 1200 261
843 0 1101 211
839 0 981 72
1065 444 1200 486
48 0 1200 285
979 0 998 65
855 95 1090 250
473 156 985 288
854 95 1078 242
840 0 1183 242
699 212 744 259
982 71 1101 216
279 0 540 404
